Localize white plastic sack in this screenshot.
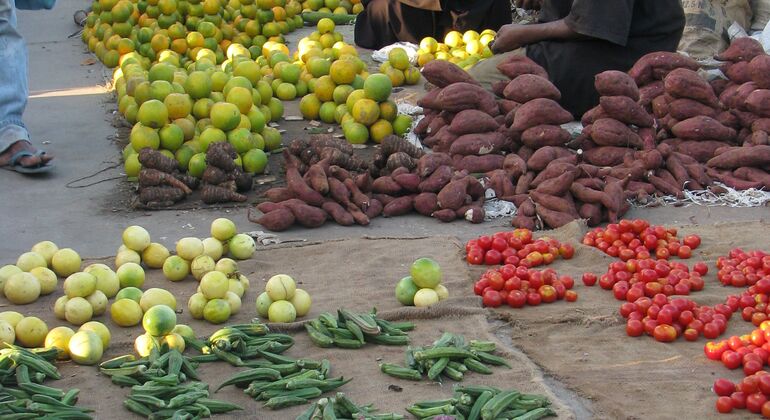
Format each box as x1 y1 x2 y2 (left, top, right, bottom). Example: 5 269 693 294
371 42 420 64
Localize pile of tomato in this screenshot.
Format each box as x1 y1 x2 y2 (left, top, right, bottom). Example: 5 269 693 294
600 258 708 300
465 228 574 267
621 294 732 341
710 322 770 415
717 249 770 287
474 266 577 308
582 219 701 260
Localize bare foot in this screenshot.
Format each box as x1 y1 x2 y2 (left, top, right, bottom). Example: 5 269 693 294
0 140 54 169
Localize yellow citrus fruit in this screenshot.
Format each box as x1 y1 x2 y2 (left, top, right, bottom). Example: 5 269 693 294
417 52 434 67
226 86 254 114
79 321 111 349
385 68 405 87
332 84 353 105
388 47 410 71
345 88 365 112
68 330 103 365
369 119 393 143
110 298 143 327
363 73 392 102
313 75 336 102
134 332 160 357
163 93 192 119
243 148 268 173
162 332 186 352
4 272 40 304
352 98 380 126
276 82 297 100
137 99 169 129
393 114 413 136
115 286 143 303
0 311 23 328
307 57 331 77
45 326 75 360
318 101 336 123
210 102 242 131
379 100 397 122
203 298 231 323
420 37 438 53
64 297 93 325
140 288 177 312
329 59 357 85
15 316 48 348
299 93 321 119
444 30 463 48
342 121 368 144
184 71 212 99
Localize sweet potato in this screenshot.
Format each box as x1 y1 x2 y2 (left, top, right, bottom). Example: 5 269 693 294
732 109 760 128
306 163 329 195
413 192 439 216
512 98 573 131
667 98 718 120
392 173 419 193
432 208 457 222
716 37 765 62
364 198 383 219
329 165 352 182
724 61 752 84
534 170 575 196
256 202 284 214
327 177 352 207
711 78 731 96
416 153 452 178
716 110 741 130
455 155 505 173
511 214 536 230
457 205 485 223
651 96 670 119
498 99 521 115
684 163 712 186
516 198 535 217
706 145 770 168
492 80 508 97
595 70 640 100
425 114 447 135
527 146 574 171
280 200 327 228
669 140 724 162
322 201 354 226
382 195 414 217
502 153 527 179
637 127 656 150
629 52 699 86
449 131 506 155
602 176 630 221
371 176 402 195
578 203 603 227
414 112 435 137
600 96 654 127
570 182 606 204
252 207 295 231
746 89 770 117
731 82 759 110
418 165 453 193
517 145 534 163
627 180 656 195
671 116 737 142
639 81 665 108
751 130 769 146
421 60 480 88
752 118 770 133
347 203 370 226
515 171 534 195
535 203 574 228
496 55 548 79
648 174 682 197
530 190 578 217
582 146 632 166
437 177 470 210
666 154 691 186
343 178 370 210
582 105 611 125
371 194 395 206
286 165 325 207
589 118 644 148
531 161 576 188
521 124 571 148
487 169 516 198
748 55 770 89
664 68 719 107
707 168 764 189
436 82 499 115
467 176 485 200
734 166 770 188
503 74 561 103
449 109 499 135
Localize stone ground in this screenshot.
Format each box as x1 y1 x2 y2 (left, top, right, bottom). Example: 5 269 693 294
1 3 769 418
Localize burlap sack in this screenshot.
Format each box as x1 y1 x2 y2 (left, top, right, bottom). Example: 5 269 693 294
752 0 770 30
722 0 753 30
679 0 730 59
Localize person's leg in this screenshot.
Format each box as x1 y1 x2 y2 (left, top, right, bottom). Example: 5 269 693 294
0 0 52 169
466 48 525 89
354 0 437 49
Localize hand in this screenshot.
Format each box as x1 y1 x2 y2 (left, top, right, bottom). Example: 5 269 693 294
514 0 542 10
490 24 532 54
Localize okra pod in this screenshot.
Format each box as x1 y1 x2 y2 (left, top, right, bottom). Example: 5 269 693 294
379 363 422 381
262 395 308 409
511 407 556 420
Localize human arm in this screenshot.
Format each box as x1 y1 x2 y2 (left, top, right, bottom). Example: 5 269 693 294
490 19 579 54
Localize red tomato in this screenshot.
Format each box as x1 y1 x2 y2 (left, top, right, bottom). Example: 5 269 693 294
705 341 730 360
482 290 503 308
484 250 502 265
653 324 677 342
491 237 508 252
731 391 747 409
683 234 701 249
487 272 504 291
526 292 541 306
504 278 520 291
559 243 575 259
714 378 736 396
656 247 670 260
626 319 644 337
758 373 770 395
762 401 770 418
716 396 733 413
538 285 557 303
745 360 764 376
742 376 761 395
618 248 635 262
473 279 489 296
564 290 578 302
677 245 692 259
693 262 708 276
506 290 526 308
722 351 743 369
499 265 516 280
478 235 492 250
467 249 484 265
747 393 768 414
683 328 699 341
560 276 574 289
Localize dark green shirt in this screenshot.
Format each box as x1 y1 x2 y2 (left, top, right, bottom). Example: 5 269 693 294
526 0 685 116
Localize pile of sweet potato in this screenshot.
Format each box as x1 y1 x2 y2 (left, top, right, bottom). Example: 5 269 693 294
136 148 198 207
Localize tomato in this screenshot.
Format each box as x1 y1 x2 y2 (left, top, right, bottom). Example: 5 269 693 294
618 248 635 262
626 319 644 337
745 360 764 376
526 292 541 306
762 401 770 418
487 272 504 291
482 290 503 308
742 376 761 395
683 328 699 341
656 247 670 260
564 290 578 302
507 290 526 308
716 396 733 413
560 276 575 290
467 249 484 265
693 262 708 276
499 265 516 280
683 234 701 249
747 392 768 414
722 350 742 369
714 378 736 396
538 285 557 303
677 245 692 259
491 237 508 253
653 324 677 342
484 250 503 265
759 373 770 395
731 391 747 409
559 243 575 259
478 235 492 250
474 279 489 296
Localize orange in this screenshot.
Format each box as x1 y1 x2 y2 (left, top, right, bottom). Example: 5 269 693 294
369 119 392 143
351 98 379 126
363 73 392 102
150 33 170 52
329 59 356 85
388 47 409 71
210 102 241 131
164 93 192 119
137 99 169 128
226 86 254 114
299 93 321 120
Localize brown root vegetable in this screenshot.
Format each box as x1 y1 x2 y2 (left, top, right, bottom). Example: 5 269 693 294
286 165 325 207
265 187 295 203
628 180 656 195
600 96 654 127
746 89 770 117
319 147 368 172
749 55 770 89
503 74 561 103
511 214 536 229
595 70 640 100
137 148 179 173
385 152 416 172
206 142 238 172
381 135 425 158
414 192 439 216
436 82 498 114
582 146 633 166
716 37 765 62
414 112 435 137
629 52 699 86
327 177 352 207
608 160 647 180
751 130 769 146
664 68 719 107
449 132 506 155
521 124 571 148
256 202 283 213
173 173 200 190
579 202 603 227
371 176 402 195
322 201 354 226
639 81 665 108
250 207 295 231
534 170 576 196
448 110 500 135
232 168 253 192
201 166 229 185
665 154 691 186
419 165 453 192
457 205 485 223
634 149 664 170
503 153 527 178
725 61 752 84
752 118 770 132
393 173 420 192
309 134 354 154
346 203 370 226
575 177 606 189
517 145 535 162
716 110 741 130
535 203 575 228
279 200 327 228
498 99 521 115
517 198 536 217
734 166 770 188
515 171 534 195
343 178 370 210
383 195 414 217
530 190 578 217
437 177 470 210
306 164 329 195
200 184 247 204
455 155 505 173
684 163 712 186
432 208 457 222
426 126 458 153
487 169 516 198
669 140 724 162
582 104 611 125
671 116 737 142
372 194 395 206
706 145 770 168
590 118 644 148
139 169 192 194
648 174 683 197
138 186 186 205
570 182 607 204
496 55 549 79
492 80 508 97
512 98 573 131
416 153 452 178
602 176 630 215
707 168 764 189
530 161 576 188
421 60 480 87
527 146 574 171
637 127 656 150
328 165 353 182
364 198 383 219
467 177 485 200
668 98 718 120
651 96 670 118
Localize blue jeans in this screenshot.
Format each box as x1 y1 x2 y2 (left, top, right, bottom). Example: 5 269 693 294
0 0 30 153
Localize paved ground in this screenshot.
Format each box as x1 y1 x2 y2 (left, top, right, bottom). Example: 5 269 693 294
2 0 768 261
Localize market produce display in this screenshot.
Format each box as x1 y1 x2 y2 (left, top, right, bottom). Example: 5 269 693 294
380 332 510 382
0 345 94 418
297 392 403 419
187 323 296 367
1 243 83 305
299 0 363 15
582 219 701 260
415 30 496 69
304 308 413 348
406 385 554 419
380 47 421 87
395 257 449 307
256 274 312 322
